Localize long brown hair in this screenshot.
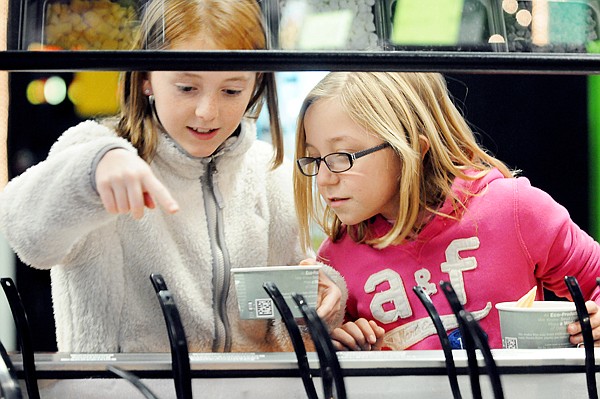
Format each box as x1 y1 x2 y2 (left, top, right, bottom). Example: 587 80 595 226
294 72 514 251
116 0 283 167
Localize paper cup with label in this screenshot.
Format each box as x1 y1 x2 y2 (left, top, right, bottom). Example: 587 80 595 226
231 265 321 319
495 301 577 349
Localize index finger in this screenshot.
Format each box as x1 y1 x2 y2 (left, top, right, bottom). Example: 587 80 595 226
142 174 179 213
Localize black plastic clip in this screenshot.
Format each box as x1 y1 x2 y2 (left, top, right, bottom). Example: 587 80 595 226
440 281 504 399
413 285 462 399
263 282 318 399
456 309 504 399
292 293 346 399
566 276 597 399
107 365 161 399
440 281 482 399
0 277 39 399
0 339 22 399
149 273 192 399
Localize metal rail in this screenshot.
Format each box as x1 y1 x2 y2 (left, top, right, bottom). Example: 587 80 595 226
1 50 600 74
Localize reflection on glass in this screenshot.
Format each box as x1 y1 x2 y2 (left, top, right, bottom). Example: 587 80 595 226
13 0 600 54
31 0 138 50
502 0 519 14
504 0 599 53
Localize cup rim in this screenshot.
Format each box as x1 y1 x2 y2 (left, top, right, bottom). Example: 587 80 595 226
495 301 576 312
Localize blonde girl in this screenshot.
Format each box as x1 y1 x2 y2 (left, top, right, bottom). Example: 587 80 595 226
294 71 600 350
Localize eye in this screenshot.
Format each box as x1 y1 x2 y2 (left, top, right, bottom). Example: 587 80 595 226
223 89 243 96
175 84 194 93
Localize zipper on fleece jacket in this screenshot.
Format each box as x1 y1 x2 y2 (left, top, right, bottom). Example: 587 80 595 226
202 159 233 352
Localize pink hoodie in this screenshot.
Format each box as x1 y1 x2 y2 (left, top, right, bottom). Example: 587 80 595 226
318 169 600 349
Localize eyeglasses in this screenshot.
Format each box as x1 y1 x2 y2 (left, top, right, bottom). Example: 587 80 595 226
297 142 391 177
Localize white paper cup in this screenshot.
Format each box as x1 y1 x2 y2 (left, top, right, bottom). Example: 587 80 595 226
495 301 578 349
231 265 321 319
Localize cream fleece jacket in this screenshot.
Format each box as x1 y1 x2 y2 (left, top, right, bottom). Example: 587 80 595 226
0 118 346 353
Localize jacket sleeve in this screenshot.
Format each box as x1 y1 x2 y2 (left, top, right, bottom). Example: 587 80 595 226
516 177 600 303
318 263 349 330
0 120 136 268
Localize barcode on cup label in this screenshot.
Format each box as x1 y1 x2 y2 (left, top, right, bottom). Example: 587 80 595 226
504 337 518 349
255 298 275 318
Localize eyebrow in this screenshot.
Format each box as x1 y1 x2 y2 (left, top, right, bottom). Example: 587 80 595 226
176 72 252 83
305 136 357 149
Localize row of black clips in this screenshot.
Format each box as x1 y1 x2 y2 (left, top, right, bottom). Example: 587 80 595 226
262 281 346 399
414 276 600 399
145 275 349 399
0 275 599 398
0 274 181 399
0 271 344 399
414 281 503 399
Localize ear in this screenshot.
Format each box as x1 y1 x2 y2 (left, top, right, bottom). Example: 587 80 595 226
418 135 430 160
142 79 152 95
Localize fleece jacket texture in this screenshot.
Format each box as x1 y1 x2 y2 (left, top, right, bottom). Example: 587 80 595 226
0 118 346 353
319 168 600 350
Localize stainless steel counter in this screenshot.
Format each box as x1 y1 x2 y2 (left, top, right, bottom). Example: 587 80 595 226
7 348 600 398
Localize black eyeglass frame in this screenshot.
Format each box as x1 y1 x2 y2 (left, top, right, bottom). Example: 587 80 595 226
297 142 391 177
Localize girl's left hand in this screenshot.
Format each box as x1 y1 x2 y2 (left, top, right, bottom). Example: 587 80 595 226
331 319 385 351
568 300 600 346
299 258 342 327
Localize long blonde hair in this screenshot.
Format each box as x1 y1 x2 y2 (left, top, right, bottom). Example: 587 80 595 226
116 0 283 167
294 72 514 251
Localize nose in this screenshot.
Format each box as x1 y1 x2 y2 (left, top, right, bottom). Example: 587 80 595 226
195 94 218 121
315 163 339 187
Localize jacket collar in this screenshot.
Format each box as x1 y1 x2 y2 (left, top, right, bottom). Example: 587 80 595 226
153 117 256 179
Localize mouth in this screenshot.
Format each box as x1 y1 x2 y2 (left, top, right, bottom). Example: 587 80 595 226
190 127 218 134
188 126 219 140
327 196 350 207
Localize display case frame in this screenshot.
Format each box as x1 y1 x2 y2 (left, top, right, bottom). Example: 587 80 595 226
3 1 600 398
1 50 600 74
5 0 600 74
